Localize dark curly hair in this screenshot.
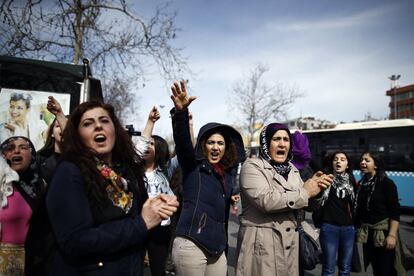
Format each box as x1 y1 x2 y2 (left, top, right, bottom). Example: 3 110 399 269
359 151 386 181
61 101 146 208
200 130 238 170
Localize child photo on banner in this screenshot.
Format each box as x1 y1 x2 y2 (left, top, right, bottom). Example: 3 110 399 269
0 89 70 150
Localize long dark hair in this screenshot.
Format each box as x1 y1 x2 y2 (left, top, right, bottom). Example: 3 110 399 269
37 118 57 158
61 101 146 207
200 130 238 170
152 135 170 175
325 151 357 187
359 151 386 181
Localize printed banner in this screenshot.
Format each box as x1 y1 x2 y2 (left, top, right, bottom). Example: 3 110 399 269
0 88 70 150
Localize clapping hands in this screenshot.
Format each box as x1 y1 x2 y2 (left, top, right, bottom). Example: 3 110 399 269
303 171 334 198
141 194 179 230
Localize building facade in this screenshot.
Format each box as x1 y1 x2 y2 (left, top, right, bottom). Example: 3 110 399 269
285 116 336 130
386 84 414 119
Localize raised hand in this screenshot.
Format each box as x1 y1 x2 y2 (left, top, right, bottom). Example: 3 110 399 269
47 95 68 133
47 96 63 115
148 106 160 123
170 80 196 110
143 106 160 139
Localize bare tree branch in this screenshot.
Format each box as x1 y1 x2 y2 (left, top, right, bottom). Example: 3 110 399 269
0 0 189 118
230 64 305 147
103 75 139 124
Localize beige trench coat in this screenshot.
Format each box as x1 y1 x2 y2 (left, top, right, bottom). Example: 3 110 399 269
235 157 309 276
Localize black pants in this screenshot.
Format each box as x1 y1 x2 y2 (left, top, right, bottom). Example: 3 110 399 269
147 224 172 276
363 231 396 276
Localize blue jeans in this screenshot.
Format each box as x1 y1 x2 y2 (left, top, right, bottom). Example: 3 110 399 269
320 223 355 276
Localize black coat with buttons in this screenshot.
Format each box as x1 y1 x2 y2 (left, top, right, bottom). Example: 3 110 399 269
46 162 148 276
171 108 245 256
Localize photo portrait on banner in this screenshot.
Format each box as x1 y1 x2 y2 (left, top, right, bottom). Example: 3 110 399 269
0 88 70 150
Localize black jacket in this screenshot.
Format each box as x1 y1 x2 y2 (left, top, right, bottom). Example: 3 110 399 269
355 175 400 226
171 108 245 256
46 162 148 276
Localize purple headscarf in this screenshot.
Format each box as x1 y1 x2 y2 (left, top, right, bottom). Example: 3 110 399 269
291 131 312 170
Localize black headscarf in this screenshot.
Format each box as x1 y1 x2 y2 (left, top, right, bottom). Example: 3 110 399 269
259 123 293 178
0 136 44 208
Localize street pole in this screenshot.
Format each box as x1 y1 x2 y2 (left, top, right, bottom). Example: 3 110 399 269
388 74 401 119
394 85 397 119
80 58 91 103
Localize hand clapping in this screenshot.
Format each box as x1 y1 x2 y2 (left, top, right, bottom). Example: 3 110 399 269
304 171 334 198
141 194 179 230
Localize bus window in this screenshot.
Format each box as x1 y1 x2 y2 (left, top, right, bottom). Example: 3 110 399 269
303 120 414 210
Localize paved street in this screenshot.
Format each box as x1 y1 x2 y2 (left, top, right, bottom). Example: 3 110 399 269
146 211 414 276
226 211 414 276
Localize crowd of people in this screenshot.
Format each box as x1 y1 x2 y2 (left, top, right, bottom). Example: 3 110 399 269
0 80 411 276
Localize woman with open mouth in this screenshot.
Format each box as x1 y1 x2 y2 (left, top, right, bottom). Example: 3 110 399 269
140 106 178 276
45 101 179 276
169 80 245 276
315 151 358 276
354 151 402 276
235 123 333 276
0 136 44 276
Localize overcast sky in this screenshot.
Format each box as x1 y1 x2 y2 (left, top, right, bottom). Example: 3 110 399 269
132 0 414 138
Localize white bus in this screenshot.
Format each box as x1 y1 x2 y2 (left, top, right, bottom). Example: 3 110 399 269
303 119 414 210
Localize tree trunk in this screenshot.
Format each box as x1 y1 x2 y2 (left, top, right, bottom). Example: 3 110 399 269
73 0 83 64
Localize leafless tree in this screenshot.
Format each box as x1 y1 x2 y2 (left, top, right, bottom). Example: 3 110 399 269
230 64 304 147
0 0 188 117
103 76 139 124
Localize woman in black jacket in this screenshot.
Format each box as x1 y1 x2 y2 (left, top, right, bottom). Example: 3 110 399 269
45 101 179 276
354 151 400 276
169 81 245 276
25 96 67 275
